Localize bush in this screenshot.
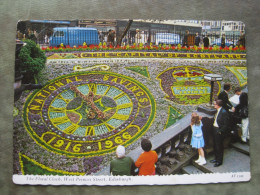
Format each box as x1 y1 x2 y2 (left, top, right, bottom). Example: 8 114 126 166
19 39 46 75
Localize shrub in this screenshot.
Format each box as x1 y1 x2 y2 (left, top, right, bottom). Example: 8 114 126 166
19 39 46 75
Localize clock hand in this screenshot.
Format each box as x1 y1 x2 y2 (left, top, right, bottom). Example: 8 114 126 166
70 85 105 119
87 91 105 119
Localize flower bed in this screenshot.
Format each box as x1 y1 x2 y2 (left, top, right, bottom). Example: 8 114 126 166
13 58 247 176
41 42 246 54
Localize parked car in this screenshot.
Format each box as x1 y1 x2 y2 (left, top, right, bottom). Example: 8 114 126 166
211 38 235 47
155 33 181 45
49 27 100 47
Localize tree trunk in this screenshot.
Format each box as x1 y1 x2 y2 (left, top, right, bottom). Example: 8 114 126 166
116 20 133 46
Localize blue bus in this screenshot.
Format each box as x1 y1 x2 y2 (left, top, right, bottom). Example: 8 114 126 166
49 27 100 47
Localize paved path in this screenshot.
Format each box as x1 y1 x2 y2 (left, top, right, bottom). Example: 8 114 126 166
183 142 250 174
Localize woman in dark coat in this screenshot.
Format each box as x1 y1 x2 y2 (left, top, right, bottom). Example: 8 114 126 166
221 34 226 48
235 92 249 143
203 35 209 48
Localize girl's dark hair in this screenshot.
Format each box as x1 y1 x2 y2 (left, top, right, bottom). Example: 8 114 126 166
239 92 248 106
141 139 152 152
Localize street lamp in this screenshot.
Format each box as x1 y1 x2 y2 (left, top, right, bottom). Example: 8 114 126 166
197 73 223 115
204 74 223 106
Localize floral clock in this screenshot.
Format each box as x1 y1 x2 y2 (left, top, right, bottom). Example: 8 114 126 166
23 72 156 157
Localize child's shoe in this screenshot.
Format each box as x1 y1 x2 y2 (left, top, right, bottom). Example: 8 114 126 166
195 156 201 163
198 157 207 165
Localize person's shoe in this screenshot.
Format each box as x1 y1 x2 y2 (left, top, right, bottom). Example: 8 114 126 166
195 156 201 163
198 158 207 165
240 139 247 144
210 159 217 163
214 162 222 167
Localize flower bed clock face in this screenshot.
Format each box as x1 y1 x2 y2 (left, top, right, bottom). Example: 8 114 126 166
24 72 156 157
156 66 220 104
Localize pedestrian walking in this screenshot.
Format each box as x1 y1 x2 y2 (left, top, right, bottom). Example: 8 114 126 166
107 29 115 47
238 31 245 47
203 35 210 48
221 34 226 48
194 32 200 47
182 30 189 47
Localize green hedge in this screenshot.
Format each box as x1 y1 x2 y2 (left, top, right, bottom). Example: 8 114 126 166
19 39 46 75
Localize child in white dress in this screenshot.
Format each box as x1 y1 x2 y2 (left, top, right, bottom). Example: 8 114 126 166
190 112 206 165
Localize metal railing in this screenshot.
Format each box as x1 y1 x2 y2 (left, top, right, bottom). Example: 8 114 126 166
23 30 243 48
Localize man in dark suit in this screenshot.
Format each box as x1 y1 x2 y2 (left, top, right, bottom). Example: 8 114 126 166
210 100 230 167
218 83 235 113
203 34 210 48
182 30 189 47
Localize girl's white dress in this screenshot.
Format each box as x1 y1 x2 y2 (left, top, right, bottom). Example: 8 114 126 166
191 122 205 148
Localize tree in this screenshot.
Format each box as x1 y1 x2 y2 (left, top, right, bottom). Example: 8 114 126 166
116 20 133 46
19 39 46 83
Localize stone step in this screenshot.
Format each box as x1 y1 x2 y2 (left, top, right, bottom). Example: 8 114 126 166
192 148 250 173
230 141 250 155
181 165 205 175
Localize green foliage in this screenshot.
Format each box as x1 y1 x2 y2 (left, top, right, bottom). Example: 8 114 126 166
19 39 46 75
126 66 150 78
165 107 183 129
21 155 64 176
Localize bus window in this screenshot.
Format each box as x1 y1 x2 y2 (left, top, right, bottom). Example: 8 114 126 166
54 31 64 37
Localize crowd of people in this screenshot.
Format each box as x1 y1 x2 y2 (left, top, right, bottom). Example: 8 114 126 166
17 27 246 49
192 83 249 168
104 28 146 47
182 30 245 48
110 83 248 175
